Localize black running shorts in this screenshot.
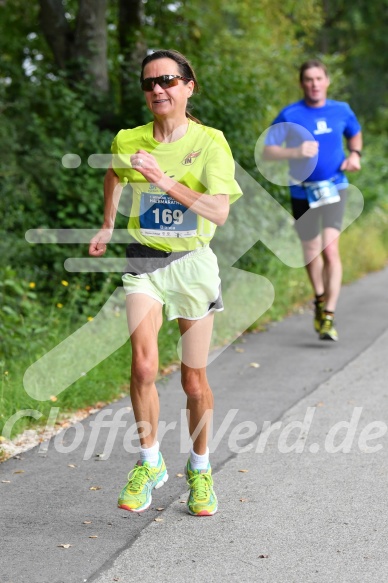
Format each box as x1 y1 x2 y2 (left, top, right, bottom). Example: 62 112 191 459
291 190 347 241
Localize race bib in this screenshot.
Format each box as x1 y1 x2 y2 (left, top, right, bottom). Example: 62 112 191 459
304 180 340 208
139 193 197 238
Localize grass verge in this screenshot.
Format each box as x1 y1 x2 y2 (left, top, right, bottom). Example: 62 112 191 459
1 206 388 451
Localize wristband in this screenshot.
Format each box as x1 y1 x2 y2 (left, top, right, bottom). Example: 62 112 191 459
349 149 362 158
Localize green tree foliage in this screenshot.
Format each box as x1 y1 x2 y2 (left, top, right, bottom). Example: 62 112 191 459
0 0 385 386
0 0 322 274
143 0 323 162
318 0 388 121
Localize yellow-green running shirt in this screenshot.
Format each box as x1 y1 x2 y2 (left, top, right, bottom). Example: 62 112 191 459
111 119 242 252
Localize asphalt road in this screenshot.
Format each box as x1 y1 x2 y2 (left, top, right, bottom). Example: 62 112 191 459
1 267 388 583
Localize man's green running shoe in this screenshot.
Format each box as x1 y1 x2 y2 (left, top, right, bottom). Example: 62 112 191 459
319 315 338 341
185 460 218 516
118 452 168 513
314 299 325 333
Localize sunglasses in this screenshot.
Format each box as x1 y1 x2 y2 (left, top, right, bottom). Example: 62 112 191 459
141 74 191 92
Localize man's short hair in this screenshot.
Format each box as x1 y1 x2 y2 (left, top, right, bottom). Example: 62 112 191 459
299 60 328 83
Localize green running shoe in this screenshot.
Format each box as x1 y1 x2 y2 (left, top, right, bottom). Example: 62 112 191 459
185 460 218 516
319 315 338 341
314 299 325 333
118 452 168 512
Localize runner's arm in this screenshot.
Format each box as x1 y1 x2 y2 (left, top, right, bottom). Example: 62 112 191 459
89 165 123 257
262 142 318 160
131 149 230 226
155 176 230 226
341 131 363 172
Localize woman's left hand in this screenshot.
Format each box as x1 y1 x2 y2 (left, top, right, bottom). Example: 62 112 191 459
130 149 164 183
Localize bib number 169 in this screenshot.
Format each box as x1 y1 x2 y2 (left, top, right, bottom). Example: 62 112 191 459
152 208 183 225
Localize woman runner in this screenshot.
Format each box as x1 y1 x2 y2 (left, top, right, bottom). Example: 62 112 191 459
89 49 242 516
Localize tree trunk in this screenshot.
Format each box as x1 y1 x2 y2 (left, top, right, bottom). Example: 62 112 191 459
118 0 147 125
39 0 109 94
74 0 109 93
38 0 72 69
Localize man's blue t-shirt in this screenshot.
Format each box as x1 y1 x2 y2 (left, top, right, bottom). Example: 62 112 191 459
266 99 361 199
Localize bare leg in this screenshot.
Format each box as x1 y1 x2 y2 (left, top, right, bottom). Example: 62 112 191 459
321 228 342 312
301 234 325 297
178 314 214 455
126 294 163 448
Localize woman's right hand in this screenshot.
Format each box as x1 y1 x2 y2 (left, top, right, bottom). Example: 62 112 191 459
89 227 113 257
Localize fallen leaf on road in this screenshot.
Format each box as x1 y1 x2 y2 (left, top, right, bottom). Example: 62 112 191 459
156 507 164 511
58 544 72 549
89 486 102 490
68 464 77 468
235 348 244 353
154 518 163 522
89 535 98 539
13 470 25 474
258 554 269 559
176 473 184 478
238 469 249 473
239 498 248 502
83 521 92 524
249 362 260 368
2 480 11 483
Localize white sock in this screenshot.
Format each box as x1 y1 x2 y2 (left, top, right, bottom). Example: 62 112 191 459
139 441 160 467
190 447 209 471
